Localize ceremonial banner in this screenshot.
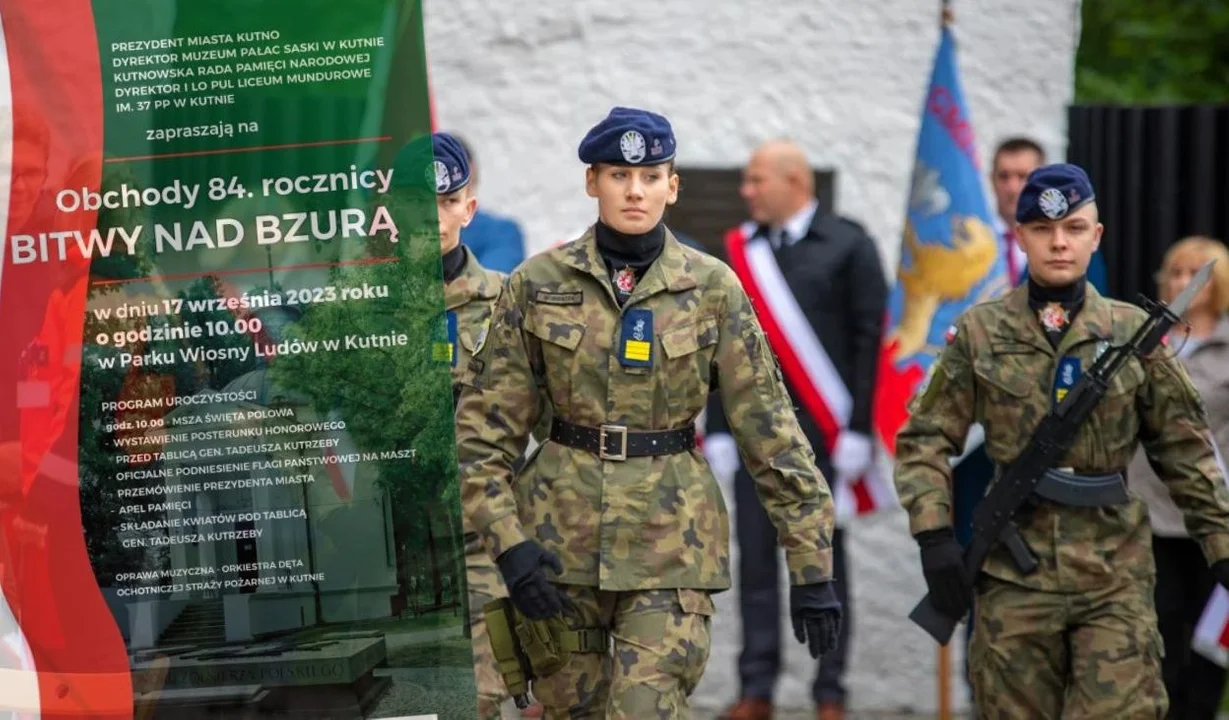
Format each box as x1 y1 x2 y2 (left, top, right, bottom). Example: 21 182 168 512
872 26 1009 471
0 1 478 718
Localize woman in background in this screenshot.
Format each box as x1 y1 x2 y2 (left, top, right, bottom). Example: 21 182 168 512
1128 235 1229 719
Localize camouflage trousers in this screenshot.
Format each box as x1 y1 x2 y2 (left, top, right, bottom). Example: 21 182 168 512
969 574 1167 719
531 584 714 719
466 553 510 720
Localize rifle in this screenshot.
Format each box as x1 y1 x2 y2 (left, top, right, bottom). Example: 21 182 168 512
909 259 1216 645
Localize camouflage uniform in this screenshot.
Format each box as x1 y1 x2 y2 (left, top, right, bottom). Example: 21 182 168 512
445 246 511 719
455 228 834 718
895 282 1229 718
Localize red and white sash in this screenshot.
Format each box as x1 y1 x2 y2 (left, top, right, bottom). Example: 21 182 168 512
724 223 895 521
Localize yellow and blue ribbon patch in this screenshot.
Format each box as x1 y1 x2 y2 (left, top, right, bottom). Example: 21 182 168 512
620 308 653 367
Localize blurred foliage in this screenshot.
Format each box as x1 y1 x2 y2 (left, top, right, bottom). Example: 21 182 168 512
1076 0 1229 103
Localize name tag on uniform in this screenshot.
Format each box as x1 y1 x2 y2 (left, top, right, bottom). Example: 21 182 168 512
619 308 653 367
1052 356 1080 405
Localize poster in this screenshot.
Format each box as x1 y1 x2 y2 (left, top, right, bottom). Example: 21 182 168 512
0 1 477 717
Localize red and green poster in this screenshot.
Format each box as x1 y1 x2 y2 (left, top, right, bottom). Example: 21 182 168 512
0 1 476 717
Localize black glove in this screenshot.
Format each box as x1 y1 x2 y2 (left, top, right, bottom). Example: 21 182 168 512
789 581 842 659
915 527 971 619
1213 559 1229 590
496 541 566 620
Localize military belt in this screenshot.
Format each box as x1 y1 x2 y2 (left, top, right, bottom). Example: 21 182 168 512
549 418 696 461
1032 468 1128 507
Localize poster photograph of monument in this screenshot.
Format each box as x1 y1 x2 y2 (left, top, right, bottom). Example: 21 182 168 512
0 0 482 717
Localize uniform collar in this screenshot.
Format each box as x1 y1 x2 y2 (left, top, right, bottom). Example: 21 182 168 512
559 225 697 305
444 245 502 310
1000 280 1113 355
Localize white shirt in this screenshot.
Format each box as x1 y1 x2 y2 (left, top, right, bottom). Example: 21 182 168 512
768 198 820 249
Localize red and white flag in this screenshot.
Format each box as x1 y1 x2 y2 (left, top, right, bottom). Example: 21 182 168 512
1194 585 1229 667
725 223 896 522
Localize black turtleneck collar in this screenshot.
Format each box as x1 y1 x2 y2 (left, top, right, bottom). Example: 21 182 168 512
1026 273 1086 347
594 220 666 306
594 219 666 271
442 243 466 284
1026 273 1085 306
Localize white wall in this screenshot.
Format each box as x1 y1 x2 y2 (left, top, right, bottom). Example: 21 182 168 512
427 0 1083 712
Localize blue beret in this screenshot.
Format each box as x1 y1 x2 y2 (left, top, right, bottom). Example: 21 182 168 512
578 106 676 166
1016 163 1095 224
390 131 471 193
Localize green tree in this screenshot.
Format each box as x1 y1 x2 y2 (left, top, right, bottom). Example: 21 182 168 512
1076 0 1229 103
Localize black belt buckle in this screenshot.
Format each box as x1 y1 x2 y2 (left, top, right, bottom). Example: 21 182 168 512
598 424 628 461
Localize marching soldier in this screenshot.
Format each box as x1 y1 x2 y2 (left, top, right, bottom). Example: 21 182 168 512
394 131 544 718
453 106 843 718
894 163 1229 717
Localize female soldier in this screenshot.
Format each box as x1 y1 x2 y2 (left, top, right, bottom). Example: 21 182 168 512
453 106 842 718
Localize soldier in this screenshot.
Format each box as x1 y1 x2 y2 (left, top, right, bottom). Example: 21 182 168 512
894 163 1229 717
395 131 544 719
453 106 843 718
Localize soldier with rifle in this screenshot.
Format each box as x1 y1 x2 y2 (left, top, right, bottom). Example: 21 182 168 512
893 163 1229 717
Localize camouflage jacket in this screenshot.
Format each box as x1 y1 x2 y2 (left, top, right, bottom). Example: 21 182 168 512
445 246 507 549
454 227 834 591
895 282 1229 592
446 246 552 557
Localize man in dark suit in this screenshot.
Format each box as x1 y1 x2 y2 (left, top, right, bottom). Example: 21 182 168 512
709 140 887 720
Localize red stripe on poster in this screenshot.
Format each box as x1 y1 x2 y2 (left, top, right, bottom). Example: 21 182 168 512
0 0 133 717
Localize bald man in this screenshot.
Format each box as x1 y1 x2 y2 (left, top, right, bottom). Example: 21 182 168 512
709 140 887 720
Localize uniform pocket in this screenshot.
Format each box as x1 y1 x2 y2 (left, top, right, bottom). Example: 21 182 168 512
1097 357 1146 459
525 307 586 411
673 589 714 696
973 357 1036 457
676 588 714 616
973 358 1034 400
661 317 719 420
